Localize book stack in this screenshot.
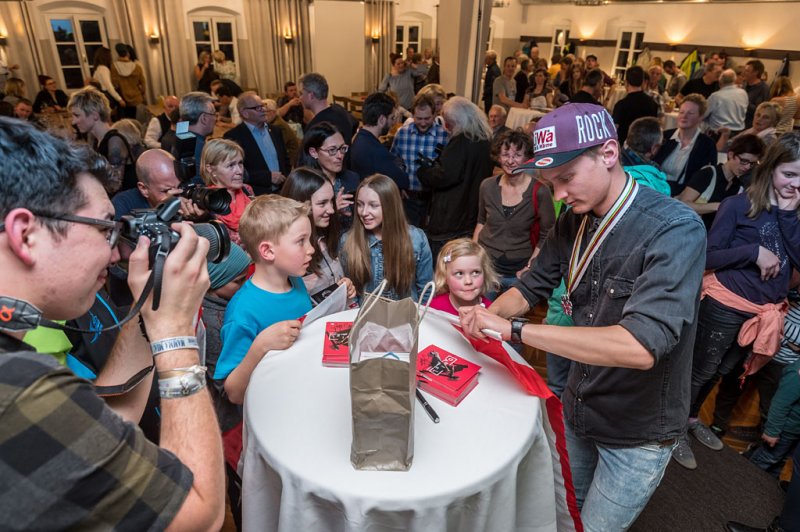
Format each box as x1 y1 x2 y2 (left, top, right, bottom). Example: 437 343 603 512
416 344 481 406
322 321 352 367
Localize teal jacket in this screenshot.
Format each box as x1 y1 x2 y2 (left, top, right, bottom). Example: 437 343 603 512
764 358 800 438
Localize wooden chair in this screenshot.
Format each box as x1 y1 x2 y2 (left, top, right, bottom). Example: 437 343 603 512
332 95 349 109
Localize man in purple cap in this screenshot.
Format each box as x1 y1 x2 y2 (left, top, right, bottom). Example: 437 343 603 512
460 103 707 529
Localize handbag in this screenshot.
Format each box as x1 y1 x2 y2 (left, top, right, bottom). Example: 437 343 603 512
349 279 434 471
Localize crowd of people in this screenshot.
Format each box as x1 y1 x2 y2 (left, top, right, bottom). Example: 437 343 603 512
1 42 800 532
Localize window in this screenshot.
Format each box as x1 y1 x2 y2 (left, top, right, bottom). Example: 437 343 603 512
613 29 645 80
395 23 421 57
48 16 108 90
190 16 238 70
551 27 570 57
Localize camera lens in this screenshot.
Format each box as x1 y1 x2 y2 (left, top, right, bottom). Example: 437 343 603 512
188 188 232 215
193 220 231 264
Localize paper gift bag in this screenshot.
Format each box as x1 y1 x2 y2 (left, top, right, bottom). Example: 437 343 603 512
349 280 434 471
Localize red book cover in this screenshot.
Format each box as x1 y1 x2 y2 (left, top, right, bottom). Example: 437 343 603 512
416 344 481 405
322 321 352 367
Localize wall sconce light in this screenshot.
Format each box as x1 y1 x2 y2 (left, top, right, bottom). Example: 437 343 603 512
371 30 380 44
284 29 294 44
148 32 160 44
0 35 8 47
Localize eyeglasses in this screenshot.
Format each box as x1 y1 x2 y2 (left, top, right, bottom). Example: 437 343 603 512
200 111 217 120
318 145 349 157
243 104 266 111
23 212 122 248
735 155 759 168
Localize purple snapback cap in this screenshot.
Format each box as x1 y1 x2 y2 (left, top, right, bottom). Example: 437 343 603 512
516 103 617 171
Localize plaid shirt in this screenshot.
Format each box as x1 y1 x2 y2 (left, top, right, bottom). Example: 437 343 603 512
390 120 448 192
0 348 192 530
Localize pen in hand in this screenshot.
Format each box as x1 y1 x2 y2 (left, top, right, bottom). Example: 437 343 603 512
416 388 440 423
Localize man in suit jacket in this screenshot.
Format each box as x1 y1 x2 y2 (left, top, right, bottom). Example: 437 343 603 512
223 91 289 196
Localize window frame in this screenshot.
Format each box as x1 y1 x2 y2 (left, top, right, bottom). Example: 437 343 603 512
189 15 240 80
612 28 646 80
550 26 571 57
394 22 422 57
46 14 109 91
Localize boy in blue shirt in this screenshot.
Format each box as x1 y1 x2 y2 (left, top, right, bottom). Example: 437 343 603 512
216 195 314 405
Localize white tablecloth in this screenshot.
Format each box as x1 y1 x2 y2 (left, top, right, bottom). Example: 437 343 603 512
506 107 548 130
241 308 560 532
604 86 627 111
663 111 679 131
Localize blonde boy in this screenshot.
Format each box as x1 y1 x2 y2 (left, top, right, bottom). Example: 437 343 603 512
216 195 314 404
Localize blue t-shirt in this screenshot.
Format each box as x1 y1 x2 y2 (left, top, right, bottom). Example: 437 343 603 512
215 276 311 380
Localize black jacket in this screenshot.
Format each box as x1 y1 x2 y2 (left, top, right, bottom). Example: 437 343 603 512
417 133 493 239
653 128 717 196
224 122 290 195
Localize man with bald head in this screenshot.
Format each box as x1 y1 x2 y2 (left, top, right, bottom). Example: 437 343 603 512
144 95 179 149
111 149 203 219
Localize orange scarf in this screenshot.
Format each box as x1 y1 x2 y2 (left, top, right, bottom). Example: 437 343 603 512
702 272 788 375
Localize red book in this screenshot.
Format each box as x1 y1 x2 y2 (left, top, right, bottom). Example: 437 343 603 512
416 344 481 406
322 321 352 367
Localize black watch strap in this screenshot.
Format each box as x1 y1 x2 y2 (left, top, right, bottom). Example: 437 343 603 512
510 318 526 343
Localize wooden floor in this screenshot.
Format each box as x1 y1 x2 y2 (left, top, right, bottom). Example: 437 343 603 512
221 302 788 530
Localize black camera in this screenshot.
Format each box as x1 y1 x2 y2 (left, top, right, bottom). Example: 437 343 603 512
174 128 197 182
121 197 231 268
415 143 445 170
178 182 232 215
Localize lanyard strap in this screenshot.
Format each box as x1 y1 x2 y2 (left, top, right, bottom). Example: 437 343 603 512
565 175 639 296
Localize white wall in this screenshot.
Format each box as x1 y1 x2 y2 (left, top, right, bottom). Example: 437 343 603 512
310 1 365 97
489 1 800 86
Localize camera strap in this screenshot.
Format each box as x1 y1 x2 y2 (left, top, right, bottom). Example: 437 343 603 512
0 268 155 336
0 296 156 397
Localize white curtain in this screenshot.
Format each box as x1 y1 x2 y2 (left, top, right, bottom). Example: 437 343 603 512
364 0 395 93
243 0 312 96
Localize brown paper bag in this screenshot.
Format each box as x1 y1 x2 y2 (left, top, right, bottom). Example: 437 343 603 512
349 280 434 471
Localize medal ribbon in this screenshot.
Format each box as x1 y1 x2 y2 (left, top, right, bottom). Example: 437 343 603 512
565 175 639 298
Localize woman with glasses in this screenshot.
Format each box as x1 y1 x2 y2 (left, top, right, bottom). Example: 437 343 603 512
32 75 69 114
678 134 766 230
472 129 554 296
297 121 359 231
673 132 800 471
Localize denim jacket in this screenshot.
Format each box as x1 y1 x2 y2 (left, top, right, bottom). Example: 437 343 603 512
340 226 433 302
515 185 707 446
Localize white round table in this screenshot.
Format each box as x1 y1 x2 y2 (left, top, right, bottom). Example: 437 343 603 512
506 107 548 130
241 308 560 532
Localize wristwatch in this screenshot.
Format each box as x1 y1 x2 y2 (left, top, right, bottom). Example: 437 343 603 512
510 317 528 343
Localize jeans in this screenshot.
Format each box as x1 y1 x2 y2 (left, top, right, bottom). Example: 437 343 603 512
712 359 783 430
546 352 572 399
779 443 800 529
486 274 519 301
747 435 799 478
565 424 675 531
689 296 754 417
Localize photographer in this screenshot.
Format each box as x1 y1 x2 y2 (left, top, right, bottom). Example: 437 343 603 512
112 149 207 220
0 118 224 529
175 91 217 184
